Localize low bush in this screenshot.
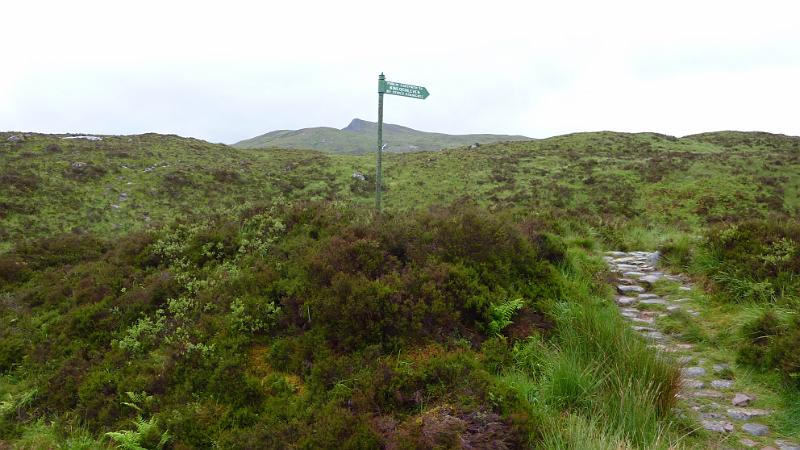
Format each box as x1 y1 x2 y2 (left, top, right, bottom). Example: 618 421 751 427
738 311 800 386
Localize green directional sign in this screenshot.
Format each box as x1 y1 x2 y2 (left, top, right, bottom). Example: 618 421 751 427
382 81 430 99
375 73 430 211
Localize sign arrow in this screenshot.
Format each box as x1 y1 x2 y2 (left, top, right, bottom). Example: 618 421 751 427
383 80 430 100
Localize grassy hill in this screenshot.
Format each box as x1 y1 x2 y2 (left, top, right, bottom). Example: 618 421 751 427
232 118 530 153
1 129 799 448
3 130 798 250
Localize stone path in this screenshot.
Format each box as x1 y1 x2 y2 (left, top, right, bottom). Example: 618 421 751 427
605 251 800 450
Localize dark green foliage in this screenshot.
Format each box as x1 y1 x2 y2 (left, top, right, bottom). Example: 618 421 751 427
738 312 800 386
0 168 40 193
0 202 564 446
707 219 800 284
14 233 107 270
65 162 107 181
0 333 25 373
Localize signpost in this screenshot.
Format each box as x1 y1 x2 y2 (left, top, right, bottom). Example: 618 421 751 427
376 73 429 211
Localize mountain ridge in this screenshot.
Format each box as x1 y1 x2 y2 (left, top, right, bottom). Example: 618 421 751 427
232 118 531 153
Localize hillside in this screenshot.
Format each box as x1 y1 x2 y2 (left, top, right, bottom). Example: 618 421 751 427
2 130 799 251
232 118 530 153
2 129 800 448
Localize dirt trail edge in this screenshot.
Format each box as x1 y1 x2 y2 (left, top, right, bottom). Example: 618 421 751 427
605 251 800 450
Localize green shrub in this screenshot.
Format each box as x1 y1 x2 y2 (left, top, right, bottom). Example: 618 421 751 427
0 334 25 372
738 311 800 385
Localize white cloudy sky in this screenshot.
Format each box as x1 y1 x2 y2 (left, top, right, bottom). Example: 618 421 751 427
2 0 799 143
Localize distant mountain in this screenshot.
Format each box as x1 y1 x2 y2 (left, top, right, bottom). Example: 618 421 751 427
232 118 531 153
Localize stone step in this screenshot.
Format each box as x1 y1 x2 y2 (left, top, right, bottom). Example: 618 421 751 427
727 408 771 421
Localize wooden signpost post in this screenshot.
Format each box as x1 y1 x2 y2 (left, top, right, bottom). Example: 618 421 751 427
376 73 429 210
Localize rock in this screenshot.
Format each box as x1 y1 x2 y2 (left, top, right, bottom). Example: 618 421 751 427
733 393 754 406
631 316 655 325
72 161 87 169
632 326 657 332
674 343 695 351
740 438 758 448
351 171 366 181
640 298 669 305
666 305 682 312
615 296 637 306
682 380 704 389
727 408 770 421
679 286 692 291
637 293 660 299
775 439 800 450
741 422 769 436
682 367 706 378
644 331 665 341
618 285 645 294
616 264 640 271
701 419 734 433
62 135 102 141
621 311 639 319
606 251 627 257
673 297 690 302
639 274 662 285
711 379 733 389
692 390 725 398
678 356 693 365
648 251 661 266
7 134 24 142
623 271 646 278
613 256 638 263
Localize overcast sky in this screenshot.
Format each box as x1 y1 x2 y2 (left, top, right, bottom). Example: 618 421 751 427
2 0 799 143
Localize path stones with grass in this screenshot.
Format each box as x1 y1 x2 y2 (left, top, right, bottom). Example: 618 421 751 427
605 251 800 449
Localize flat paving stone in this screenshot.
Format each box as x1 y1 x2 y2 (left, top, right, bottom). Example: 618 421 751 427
728 408 771 421
691 390 725 398
640 298 669 305
632 326 657 332
612 256 638 263
678 356 693 365
618 285 645 293
637 293 660 299
682 380 705 389
631 316 655 325
679 286 692 291
623 271 646 278
702 419 734 433
711 379 734 389
740 438 758 447
615 296 637 306
683 366 706 378
666 305 682 312
775 439 800 450
742 422 769 436
640 274 662 285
